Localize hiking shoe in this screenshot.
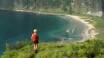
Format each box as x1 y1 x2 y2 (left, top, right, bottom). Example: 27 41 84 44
34 50 38 53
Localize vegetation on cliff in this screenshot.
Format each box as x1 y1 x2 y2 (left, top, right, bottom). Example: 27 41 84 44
1 39 104 58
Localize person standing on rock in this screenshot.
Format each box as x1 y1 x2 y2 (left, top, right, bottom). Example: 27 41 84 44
31 29 39 53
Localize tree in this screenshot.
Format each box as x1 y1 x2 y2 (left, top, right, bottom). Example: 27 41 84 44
101 0 104 14
69 0 73 14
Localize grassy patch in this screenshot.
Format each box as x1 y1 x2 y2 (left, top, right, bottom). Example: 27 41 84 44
1 39 104 58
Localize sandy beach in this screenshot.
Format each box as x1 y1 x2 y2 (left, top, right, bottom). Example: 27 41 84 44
64 15 97 42
15 10 97 41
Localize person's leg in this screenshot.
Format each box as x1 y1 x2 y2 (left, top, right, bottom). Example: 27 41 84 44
35 40 38 51
33 44 36 51
35 44 38 50
34 44 38 53
33 44 38 50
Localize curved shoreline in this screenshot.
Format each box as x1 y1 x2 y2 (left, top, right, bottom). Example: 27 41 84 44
63 15 97 42
15 10 97 41
1 9 97 42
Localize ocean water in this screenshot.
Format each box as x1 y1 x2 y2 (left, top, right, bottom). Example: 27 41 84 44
0 10 88 55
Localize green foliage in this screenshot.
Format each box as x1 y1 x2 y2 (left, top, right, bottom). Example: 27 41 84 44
0 0 102 15
6 40 31 50
1 39 104 58
71 39 104 58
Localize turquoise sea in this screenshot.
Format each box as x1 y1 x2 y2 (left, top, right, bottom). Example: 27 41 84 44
0 10 88 55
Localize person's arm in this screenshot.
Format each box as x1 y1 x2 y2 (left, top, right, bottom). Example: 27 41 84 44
31 34 33 40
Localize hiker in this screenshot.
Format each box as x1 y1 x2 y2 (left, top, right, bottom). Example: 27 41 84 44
31 29 39 53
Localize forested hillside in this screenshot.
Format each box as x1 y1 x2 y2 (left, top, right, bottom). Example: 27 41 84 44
0 0 104 16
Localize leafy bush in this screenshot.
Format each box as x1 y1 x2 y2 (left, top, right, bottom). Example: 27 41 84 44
1 39 104 58
6 40 31 50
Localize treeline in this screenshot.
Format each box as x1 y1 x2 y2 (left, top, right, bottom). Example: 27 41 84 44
0 0 103 14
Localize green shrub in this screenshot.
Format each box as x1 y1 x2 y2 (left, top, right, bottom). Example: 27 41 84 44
1 39 104 58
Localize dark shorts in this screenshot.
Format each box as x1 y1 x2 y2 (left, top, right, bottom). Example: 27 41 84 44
33 40 39 44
